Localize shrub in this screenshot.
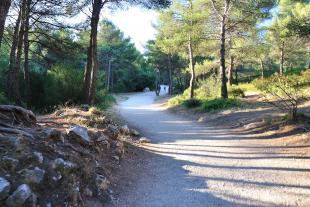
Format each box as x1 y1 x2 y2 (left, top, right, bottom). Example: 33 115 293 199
229 87 245 98
43 64 83 108
0 92 8 104
96 89 116 109
168 95 186 107
182 98 202 108
201 98 240 112
254 74 308 120
196 75 220 98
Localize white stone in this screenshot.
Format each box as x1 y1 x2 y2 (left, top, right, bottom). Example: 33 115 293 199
0 177 10 200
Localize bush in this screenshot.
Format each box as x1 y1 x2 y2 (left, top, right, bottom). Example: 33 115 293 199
182 98 202 108
168 95 186 107
43 64 83 109
253 73 308 120
229 87 245 98
196 75 220 98
96 89 116 109
201 98 240 112
0 92 8 104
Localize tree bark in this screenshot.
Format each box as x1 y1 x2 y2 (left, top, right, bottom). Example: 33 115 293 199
8 6 22 101
220 17 228 98
260 58 264 79
188 34 195 99
82 0 103 104
0 0 11 48
279 41 284 76
228 56 234 85
168 54 173 95
23 0 31 102
13 0 27 104
235 65 238 85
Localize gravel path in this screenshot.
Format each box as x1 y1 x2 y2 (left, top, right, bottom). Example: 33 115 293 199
107 92 310 207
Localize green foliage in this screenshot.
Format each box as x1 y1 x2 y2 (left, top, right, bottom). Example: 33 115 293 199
229 87 245 98
168 95 185 107
196 75 220 98
95 89 116 109
0 92 8 104
253 71 309 119
44 64 83 107
201 98 241 112
182 98 202 108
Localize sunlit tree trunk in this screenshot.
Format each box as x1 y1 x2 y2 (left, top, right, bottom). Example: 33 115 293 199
188 34 195 99
220 16 228 98
279 41 284 76
83 0 103 104
260 58 264 79
168 54 173 95
228 56 234 85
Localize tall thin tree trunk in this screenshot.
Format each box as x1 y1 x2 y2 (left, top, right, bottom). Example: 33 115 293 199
23 0 30 102
235 65 238 85
220 17 228 98
228 56 234 85
260 58 264 79
188 34 195 99
0 0 11 48
12 0 27 104
83 0 103 104
8 7 22 100
279 41 284 76
168 54 172 95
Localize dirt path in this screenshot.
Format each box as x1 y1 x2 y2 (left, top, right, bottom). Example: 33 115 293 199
107 92 310 207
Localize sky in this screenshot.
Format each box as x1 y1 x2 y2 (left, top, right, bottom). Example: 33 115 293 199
102 7 159 53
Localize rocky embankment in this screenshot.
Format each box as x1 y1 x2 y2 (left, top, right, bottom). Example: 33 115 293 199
0 105 140 206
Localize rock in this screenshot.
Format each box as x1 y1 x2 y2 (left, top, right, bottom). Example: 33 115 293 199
6 184 32 207
130 129 140 136
143 87 150 92
81 104 90 111
139 137 151 144
95 174 109 192
44 128 63 142
67 126 90 144
112 155 120 162
83 188 93 197
96 135 109 142
120 125 130 135
52 158 77 174
108 124 119 134
0 136 27 152
0 177 10 200
115 141 124 156
52 171 62 182
22 167 45 185
1 156 19 171
33 151 44 164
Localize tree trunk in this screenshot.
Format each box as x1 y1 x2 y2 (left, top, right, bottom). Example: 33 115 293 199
0 0 11 48
260 58 264 79
188 34 195 99
279 41 284 76
82 0 103 104
8 6 22 101
228 56 234 85
23 0 30 102
235 65 238 85
220 17 228 98
168 54 173 95
12 0 27 104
